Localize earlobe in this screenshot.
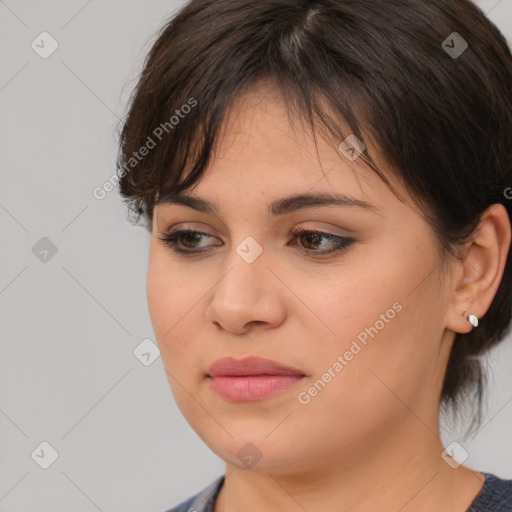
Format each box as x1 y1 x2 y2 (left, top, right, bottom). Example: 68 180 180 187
446 203 511 334
462 311 479 328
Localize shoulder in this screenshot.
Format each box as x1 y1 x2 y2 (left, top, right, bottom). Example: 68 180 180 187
467 472 512 511
162 475 225 512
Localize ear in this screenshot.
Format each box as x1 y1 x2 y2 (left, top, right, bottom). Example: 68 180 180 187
446 203 511 334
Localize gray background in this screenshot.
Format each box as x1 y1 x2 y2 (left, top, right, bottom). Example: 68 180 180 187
0 1 511 511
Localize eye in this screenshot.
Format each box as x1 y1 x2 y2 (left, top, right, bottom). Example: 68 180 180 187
289 227 354 256
158 229 219 253
158 228 354 256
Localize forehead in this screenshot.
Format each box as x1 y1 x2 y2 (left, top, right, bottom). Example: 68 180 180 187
155 85 410 220
195 87 382 194
214 85 339 167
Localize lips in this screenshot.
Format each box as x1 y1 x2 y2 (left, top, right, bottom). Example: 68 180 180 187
207 356 306 402
207 356 304 377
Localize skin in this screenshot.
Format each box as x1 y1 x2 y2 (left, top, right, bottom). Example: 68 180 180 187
147 84 511 512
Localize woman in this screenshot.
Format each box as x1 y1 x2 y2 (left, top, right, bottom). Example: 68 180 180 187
117 0 512 510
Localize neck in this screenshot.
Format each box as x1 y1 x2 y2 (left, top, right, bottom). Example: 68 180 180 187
214 420 484 512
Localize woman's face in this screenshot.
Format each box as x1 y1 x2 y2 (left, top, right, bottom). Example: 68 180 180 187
147 86 456 474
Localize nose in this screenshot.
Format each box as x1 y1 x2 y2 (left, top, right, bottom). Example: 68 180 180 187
204 250 287 335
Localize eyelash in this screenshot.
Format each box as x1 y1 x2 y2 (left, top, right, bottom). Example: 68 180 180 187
158 227 354 257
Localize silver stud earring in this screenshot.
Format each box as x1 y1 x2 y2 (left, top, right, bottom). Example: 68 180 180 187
464 311 479 328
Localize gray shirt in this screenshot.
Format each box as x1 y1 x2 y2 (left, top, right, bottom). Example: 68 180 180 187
163 472 512 512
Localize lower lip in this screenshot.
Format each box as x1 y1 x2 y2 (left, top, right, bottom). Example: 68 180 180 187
208 375 304 401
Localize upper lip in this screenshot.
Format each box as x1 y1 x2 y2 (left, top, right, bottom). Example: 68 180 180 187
207 356 305 377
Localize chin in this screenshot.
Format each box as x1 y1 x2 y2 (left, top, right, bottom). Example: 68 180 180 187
200 427 307 472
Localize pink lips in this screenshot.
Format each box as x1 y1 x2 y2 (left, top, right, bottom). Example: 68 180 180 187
207 356 305 401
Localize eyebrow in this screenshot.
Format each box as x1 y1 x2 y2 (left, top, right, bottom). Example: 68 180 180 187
157 191 378 216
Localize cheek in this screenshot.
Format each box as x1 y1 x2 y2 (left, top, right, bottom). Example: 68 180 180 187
308 248 440 388
146 249 201 348
146 256 173 339
146 256 206 406
146 247 218 395
311 261 401 344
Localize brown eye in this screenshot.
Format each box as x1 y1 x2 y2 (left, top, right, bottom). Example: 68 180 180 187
158 230 219 253
158 228 354 257
298 231 323 250
290 228 354 256
178 231 205 248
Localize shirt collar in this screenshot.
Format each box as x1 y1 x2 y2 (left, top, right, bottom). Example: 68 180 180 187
188 475 225 512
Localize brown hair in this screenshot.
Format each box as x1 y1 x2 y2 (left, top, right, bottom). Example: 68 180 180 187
117 0 512 426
